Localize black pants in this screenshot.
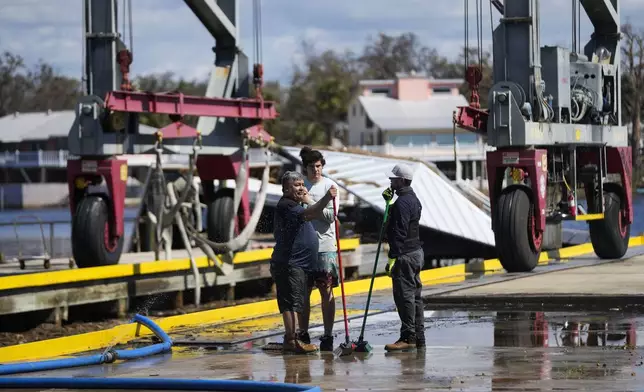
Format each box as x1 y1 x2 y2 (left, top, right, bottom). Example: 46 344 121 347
391 248 425 342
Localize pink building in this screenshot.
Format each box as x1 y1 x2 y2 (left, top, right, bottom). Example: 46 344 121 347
347 71 488 182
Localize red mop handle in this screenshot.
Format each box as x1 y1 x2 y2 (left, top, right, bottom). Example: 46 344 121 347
333 196 350 342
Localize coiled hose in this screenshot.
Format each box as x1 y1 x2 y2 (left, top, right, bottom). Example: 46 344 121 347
0 314 171 375
0 313 321 391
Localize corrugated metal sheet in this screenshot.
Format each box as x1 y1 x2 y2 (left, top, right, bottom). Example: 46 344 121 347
0 110 158 142
282 147 495 246
359 94 468 131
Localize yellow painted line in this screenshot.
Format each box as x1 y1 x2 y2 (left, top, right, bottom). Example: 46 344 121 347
0 238 360 291
575 213 604 221
2 236 643 363
630 236 644 247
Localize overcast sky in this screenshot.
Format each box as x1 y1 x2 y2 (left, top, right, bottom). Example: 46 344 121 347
1 0 644 86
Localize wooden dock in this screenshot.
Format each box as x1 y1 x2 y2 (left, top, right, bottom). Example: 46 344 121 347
0 238 363 323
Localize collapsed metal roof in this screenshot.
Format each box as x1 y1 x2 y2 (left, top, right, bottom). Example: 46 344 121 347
0 110 159 143
280 146 495 247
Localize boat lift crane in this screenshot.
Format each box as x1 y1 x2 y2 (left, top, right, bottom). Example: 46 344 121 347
455 0 632 272
67 0 275 273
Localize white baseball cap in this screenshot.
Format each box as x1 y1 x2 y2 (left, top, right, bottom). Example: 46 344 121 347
385 164 414 181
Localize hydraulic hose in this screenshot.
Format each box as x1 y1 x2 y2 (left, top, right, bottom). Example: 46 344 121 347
0 377 321 391
167 182 202 305
161 147 199 228
186 154 271 253
0 314 172 376
229 145 249 241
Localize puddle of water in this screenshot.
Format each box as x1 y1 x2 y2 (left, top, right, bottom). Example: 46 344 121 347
17 309 644 391
174 308 644 352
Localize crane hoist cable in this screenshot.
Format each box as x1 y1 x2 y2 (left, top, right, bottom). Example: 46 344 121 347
252 0 264 100
463 0 484 73
117 0 134 91
462 0 486 109
120 0 133 57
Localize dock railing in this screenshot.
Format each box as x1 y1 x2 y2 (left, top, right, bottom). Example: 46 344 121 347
0 216 138 265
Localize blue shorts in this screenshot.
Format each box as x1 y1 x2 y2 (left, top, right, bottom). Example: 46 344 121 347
308 251 339 289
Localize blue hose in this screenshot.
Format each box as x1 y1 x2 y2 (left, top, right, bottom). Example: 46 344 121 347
0 377 321 391
0 313 172 375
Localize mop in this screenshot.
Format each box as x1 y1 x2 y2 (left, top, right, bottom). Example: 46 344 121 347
332 196 356 357
354 198 392 352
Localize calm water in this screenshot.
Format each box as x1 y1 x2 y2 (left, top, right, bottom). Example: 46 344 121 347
0 195 642 260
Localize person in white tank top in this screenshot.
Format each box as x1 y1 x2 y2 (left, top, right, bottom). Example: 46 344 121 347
296 147 339 351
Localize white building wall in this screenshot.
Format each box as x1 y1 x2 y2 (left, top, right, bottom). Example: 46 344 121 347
347 98 377 146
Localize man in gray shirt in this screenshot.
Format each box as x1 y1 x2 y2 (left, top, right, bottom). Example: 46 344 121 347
297 147 339 351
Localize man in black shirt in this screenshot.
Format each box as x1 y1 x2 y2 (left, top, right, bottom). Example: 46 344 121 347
382 163 425 351
271 170 337 354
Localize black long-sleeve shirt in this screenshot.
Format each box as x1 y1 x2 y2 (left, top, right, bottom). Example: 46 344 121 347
386 186 422 258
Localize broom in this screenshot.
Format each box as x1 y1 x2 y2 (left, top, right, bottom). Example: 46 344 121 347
354 198 391 353
331 196 355 357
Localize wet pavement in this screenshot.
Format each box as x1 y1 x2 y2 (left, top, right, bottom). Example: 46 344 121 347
8 309 644 391
5 250 644 391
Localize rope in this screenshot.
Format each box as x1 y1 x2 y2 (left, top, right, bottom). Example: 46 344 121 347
166 182 201 306
161 139 201 228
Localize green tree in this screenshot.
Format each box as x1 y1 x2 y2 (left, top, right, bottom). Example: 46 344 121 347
359 32 435 79
251 80 284 142
621 23 644 183
279 41 360 145
133 71 208 128
0 51 80 117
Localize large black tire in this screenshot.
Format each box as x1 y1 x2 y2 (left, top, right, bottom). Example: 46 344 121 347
207 188 236 243
207 188 249 253
72 195 124 268
494 188 541 273
589 189 630 259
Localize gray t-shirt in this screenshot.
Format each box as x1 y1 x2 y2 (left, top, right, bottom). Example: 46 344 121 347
304 177 338 253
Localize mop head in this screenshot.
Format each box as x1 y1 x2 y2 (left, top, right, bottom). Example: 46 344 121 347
334 341 356 357
353 339 372 353
261 342 283 351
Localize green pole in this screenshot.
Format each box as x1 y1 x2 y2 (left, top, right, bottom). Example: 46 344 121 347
357 199 391 342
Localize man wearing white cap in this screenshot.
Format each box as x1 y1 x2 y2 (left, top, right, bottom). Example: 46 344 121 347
381 163 425 351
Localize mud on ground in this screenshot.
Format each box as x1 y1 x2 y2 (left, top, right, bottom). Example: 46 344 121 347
0 295 270 347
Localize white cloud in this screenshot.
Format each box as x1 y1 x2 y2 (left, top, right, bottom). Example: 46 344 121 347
0 0 643 88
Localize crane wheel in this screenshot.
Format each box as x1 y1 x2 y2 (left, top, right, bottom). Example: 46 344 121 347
589 188 630 259
206 188 248 252
494 187 541 273
72 195 124 268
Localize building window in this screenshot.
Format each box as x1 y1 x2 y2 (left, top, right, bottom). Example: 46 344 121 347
435 133 478 145
432 87 452 94
352 104 357 117
365 116 373 129
388 134 433 146
457 133 478 144
370 88 390 96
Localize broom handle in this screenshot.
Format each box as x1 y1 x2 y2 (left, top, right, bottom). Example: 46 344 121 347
358 200 390 341
333 196 350 344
